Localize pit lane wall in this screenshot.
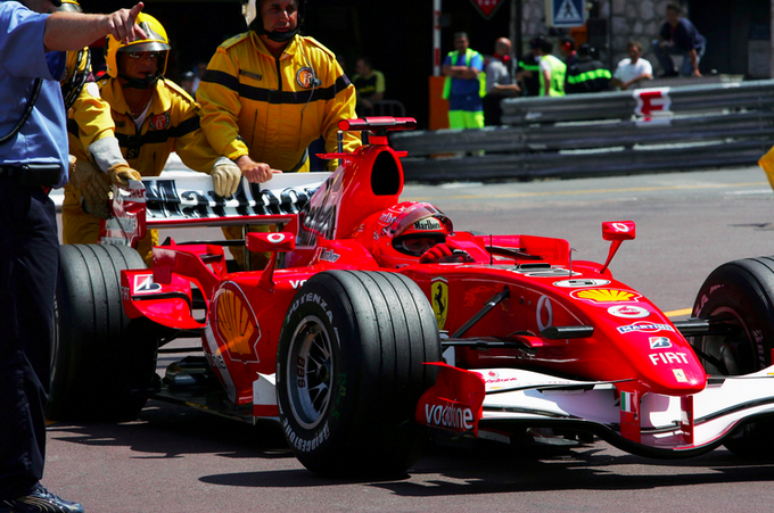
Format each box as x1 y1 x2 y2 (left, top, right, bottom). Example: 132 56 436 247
390 79 774 182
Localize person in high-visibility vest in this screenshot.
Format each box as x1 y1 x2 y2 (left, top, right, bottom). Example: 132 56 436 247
442 32 485 129
516 52 540 97
530 35 566 97
566 43 612 94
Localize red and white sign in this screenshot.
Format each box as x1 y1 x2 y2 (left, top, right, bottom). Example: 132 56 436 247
468 0 506 19
634 88 672 123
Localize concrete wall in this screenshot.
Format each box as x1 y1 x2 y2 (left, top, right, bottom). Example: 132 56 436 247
520 0 690 75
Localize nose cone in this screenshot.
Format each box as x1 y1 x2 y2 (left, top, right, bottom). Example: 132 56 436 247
612 320 707 395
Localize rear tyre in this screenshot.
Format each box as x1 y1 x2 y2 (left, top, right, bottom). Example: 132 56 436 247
47 244 159 422
691 257 774 458
277 270 441 478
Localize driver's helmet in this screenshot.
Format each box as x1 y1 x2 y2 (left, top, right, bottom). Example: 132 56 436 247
358 202 452 268
393 216 448 256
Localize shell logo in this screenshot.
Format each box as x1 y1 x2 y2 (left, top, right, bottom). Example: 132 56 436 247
571 288 641 303
212 284 261 363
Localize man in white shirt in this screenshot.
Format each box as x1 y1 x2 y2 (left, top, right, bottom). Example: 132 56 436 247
483 37 520 125
612 41 653 90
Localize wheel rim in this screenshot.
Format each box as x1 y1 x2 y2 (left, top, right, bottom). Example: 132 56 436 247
286 315 334 430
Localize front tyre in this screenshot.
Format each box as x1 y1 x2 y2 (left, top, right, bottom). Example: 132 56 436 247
692 257 774 458
277 271 441 477
48 244 158 421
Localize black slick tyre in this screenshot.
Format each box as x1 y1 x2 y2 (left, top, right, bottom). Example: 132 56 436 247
691 257 774 458
48 244 158 421
277 270 441 478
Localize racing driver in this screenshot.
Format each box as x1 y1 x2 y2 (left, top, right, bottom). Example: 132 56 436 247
353 202 473 268
196 0 360 268
62 12 241 264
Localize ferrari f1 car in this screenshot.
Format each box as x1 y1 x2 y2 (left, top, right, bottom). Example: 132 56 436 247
49 117 774 477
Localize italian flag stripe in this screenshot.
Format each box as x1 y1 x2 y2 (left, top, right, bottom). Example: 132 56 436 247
621 392 633 413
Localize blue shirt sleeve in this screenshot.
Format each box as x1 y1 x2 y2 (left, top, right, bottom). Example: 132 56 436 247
46 50 66 81
0 3 55 79
471 53 484 72
443 54 452 67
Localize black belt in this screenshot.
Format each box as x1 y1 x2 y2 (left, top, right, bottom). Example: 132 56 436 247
0 164 61 188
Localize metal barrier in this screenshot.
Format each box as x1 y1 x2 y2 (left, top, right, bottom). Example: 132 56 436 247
391 79 774 182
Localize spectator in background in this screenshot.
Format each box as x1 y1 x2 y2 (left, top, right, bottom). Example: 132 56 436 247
190 60 207 92
337 54 347 75
483 37 520 126
531 35 566 97
653 3 705 77
566 43 611 94
181 70 196 95
442 31 485 129
516 51 540 97
352 57 385 116
558 35 577 68
612 41 653 90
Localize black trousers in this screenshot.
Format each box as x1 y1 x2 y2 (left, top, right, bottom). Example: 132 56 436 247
0 179 59 500
483 94 503 126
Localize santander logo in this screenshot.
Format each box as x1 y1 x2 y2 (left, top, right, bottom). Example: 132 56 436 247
424 402 474 431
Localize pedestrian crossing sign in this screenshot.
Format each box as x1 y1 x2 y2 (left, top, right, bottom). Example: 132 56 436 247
545 0 586 28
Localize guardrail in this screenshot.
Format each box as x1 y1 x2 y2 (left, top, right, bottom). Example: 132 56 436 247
391 79 774 182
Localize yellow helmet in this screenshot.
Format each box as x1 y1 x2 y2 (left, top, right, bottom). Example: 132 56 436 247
104 12 171 83
57 0 82 12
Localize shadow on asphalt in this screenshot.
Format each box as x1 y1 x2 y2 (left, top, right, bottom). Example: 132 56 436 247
47 399 291 460
48 400 774 495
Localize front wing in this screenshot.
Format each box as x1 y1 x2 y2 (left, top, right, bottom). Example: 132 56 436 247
415 364 774 457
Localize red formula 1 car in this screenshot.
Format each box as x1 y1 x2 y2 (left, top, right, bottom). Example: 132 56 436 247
49 117 774 477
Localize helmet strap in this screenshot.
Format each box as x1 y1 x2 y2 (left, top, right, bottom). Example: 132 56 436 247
119 73 160 90
249 14 300 43
265 27 299 43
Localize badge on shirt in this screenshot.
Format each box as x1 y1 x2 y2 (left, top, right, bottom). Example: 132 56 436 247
296 67 317 89
149 113 170 131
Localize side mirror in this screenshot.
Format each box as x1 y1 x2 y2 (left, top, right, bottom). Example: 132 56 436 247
602 221 636 241
246 232 296 253
599 221 635 274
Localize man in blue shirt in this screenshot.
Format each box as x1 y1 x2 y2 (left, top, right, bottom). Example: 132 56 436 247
0 2 145 511
652 3 706 77
442 32 484 130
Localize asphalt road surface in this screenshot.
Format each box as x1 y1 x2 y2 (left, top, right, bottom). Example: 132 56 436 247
48 166 774 512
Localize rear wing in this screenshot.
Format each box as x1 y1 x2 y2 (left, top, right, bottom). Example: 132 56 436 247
100 171 331 247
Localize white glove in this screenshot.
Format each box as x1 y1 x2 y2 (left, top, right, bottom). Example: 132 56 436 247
211 157 242 197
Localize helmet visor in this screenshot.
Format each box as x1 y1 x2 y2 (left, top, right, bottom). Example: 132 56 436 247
394 233 447 256
118 42 171 54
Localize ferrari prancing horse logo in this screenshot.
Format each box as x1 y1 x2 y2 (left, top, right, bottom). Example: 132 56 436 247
431 278 448 330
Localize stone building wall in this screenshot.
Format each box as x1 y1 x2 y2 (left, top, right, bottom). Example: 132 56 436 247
520 0 691 75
